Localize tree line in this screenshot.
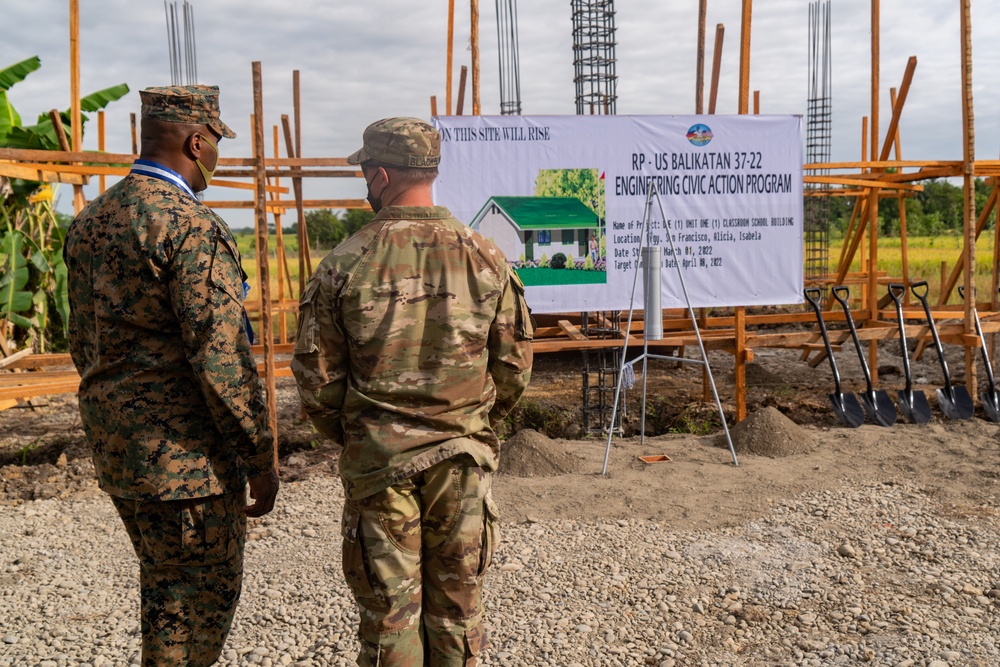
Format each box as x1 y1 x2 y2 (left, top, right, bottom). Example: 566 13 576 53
298 208 375 249
827 178 993 237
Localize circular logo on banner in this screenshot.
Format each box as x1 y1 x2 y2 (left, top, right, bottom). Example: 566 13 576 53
686 123 713 146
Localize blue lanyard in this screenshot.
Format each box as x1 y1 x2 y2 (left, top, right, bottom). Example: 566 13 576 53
131 159 198 199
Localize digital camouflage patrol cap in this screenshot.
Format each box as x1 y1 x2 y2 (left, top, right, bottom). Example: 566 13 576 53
347 117 440 168
139 85 236 139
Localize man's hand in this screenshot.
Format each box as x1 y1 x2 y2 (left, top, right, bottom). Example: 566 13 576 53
244 469 280 517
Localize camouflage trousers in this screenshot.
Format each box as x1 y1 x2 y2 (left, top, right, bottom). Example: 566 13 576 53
112 491 247 667
342 455 500 667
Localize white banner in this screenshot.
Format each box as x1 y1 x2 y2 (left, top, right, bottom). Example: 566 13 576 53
433 115 804 313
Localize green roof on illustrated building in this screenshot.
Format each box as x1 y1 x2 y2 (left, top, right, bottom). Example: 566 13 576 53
475 196 600 230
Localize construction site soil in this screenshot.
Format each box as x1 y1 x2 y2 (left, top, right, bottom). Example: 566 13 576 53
2 342 998 531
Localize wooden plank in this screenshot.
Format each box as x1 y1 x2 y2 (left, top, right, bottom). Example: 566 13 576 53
805 175 922 191
0 148 135 163
201 198 368 210
0 349 33 369
217 169 361 179
734 306 747 421
0 380 81 401
558 320 588 341
0 361 295 401
804 160 962 170
0 369 79 386
0 162 88 185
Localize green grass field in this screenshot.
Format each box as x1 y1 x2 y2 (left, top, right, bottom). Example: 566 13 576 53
830 233 997 304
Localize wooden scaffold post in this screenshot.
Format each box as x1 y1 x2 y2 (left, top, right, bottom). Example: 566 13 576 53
251 61 279 460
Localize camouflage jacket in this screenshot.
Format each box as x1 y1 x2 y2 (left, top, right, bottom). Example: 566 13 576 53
65 171 274 501
292 205 533 500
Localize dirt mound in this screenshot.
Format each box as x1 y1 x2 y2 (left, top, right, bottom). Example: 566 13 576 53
720 406 815 457
499 429 582 477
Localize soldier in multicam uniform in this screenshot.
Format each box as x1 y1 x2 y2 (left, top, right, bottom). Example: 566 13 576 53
292 117 533 666
64 85 280 666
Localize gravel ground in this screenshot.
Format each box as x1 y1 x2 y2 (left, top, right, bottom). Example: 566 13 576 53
1 474 998 667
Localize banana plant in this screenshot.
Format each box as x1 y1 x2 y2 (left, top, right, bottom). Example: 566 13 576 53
0 56 127 351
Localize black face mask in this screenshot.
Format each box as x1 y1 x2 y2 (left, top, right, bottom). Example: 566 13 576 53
365 171 387 214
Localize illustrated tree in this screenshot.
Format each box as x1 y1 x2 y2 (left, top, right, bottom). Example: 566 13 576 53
533 168 605 220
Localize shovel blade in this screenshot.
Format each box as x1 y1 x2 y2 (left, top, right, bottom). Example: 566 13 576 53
861 390 897 427
935 385 975 420
897 389 932 424
829 392 865 428
980 391 1000 423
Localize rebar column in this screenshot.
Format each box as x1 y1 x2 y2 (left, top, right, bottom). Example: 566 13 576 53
571 0 617 115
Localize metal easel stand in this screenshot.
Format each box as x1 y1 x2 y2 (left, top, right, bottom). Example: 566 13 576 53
601 183 739 475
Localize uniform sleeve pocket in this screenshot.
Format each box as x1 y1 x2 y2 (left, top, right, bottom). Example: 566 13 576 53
294 280 322 355
477 491 501 577
341 501 376 600
208 231 246 303
510 271 534 341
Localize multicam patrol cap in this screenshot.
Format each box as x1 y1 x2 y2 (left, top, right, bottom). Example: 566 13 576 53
139 85 236 139
346 117 441 168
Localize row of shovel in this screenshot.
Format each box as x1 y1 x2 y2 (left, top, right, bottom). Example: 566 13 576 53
804 282 999 428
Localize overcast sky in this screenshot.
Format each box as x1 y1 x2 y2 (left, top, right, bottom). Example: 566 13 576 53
4 0 999 222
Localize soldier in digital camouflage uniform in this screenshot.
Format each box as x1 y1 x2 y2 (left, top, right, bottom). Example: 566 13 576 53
292 117 533 666
64 85 280 667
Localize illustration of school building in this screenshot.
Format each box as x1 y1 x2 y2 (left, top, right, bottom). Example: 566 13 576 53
469 196 603 263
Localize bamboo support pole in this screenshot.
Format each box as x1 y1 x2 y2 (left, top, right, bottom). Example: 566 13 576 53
738 2 751 114
69 0 85 214
97 111 106 193
878 58 916 163
866 0 881 383
471 0 480 115
447 0 455 115
889 87 911 304
959 0 976 391
251 62 278 460
271 126 295 299
282 115 307 294
457 66 468 116
994 182 1000 310
733 0 752 421
697 7 711 396
49 111 71 152
860 118 868 272
696 0 706 114
992 179 1000 360
294 70 311 278
709 25 724 115
271 125 288 344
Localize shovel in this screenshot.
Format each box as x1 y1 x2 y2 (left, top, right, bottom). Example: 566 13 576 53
804 287 865 428
958 286 1000 422
911 281 975 420
831 286 897 427
887 284 931 424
